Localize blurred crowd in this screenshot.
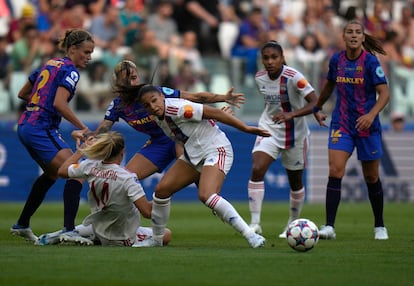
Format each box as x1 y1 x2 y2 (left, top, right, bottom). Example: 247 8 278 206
1 0 414 125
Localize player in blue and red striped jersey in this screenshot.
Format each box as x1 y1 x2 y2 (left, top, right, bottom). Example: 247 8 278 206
313 19 390 240
10 29 94 244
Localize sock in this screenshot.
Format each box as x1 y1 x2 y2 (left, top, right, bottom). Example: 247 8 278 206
325 177 342 227
248 180 264 225
75 224 95 240
367 179 385 227
288 187 305 225
17 174 56 227
205 193 252 237
63 179 83 231
151 194 171 244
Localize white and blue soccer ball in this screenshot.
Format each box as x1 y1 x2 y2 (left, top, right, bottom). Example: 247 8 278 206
286 218 319 252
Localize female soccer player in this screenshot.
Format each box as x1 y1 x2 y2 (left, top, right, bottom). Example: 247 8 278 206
127 84 270 248
313 19 390 240
10 29 94 243
56 131 171 246
94 60 245 180
247 41 318 238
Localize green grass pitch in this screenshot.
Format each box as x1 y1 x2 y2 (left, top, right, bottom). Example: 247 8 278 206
1 201 413 286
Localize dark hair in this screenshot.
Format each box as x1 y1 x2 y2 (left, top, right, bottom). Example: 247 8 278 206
261 40 287 65
58 29 94 52
114 83 161 106
344 20 386 55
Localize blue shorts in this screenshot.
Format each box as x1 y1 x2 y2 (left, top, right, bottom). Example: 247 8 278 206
328 129 382 161
139 136 176 172
17 124 70 165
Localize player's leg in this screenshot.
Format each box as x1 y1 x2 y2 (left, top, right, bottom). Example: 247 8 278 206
126 153 160 179
149 158 199 246
358 135 388 239
248 136 278 234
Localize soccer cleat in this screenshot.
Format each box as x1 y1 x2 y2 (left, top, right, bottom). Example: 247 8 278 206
278 229 287 239
10 224 38 242
374 227 389 240
35 230 64 245
132 238 163 248
318 225 336 239
249 223 263 235
246 232 266 248
59 230 94 246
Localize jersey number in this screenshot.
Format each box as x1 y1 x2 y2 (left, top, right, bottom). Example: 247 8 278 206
90 181 109 207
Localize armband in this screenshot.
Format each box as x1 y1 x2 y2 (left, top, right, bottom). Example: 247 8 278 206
312 106 322 113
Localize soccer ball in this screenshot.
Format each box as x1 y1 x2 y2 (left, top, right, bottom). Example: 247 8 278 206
286 218 319 252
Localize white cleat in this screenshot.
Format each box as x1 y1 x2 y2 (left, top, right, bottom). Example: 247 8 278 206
35 230 63 245
374 227 389 240
10 224 38 242
59 230 94 246
249 224 263 235
246 232 266 248
319 225 336 240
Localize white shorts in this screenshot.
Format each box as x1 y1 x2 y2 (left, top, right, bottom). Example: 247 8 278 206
180 144 233 175
252 136 308 170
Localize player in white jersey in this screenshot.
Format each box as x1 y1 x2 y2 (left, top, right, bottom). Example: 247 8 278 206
120 84 271 248
39 131 171 247
247 41 318 238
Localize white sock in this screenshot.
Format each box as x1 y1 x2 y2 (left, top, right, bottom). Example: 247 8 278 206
205 193 252 237
248 180 265 225
288 188 305 224
75 224 94 239
151 194 171 244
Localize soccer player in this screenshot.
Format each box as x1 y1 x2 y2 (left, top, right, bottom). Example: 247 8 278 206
54 131 172 246
124 84 270 248
247 41 318 238
10 29 94 243
313 19 390 240
94 60 245 180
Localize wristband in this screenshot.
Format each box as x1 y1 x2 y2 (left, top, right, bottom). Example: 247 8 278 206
312 106 322 113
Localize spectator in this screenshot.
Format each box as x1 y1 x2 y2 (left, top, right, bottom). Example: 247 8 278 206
101 35 125 73
76 61 112 111
10 24 42 73
390 5 414 63
7 3 37 44
217 1 240 59
0 34 12 111
293 33 326 92
131 29 160 82
119 0 145 46
146 0 180 59
390 111 406 132
89 5 124 50
169 30 210 89
363 0 390 42
231 7 269 83
172 60 198 91
172 0 221 55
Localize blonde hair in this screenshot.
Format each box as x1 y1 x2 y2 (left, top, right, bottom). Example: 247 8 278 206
112 60 137 86
79 131 125 161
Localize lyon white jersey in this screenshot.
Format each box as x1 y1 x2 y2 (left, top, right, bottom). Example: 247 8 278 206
154 98 231 165
68 159 146 242
255 66 314 149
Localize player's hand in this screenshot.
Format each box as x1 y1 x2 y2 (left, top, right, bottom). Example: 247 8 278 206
246 126 271 137
313 111 328 127
356 113 374 131
221 105 235 116
71 128 90 148
225 87 245 108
